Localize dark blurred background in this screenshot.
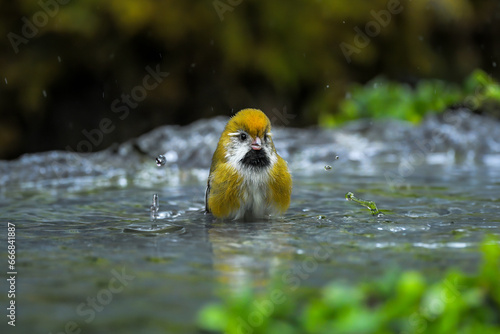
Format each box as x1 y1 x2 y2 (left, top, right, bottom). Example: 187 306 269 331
1 0 499 159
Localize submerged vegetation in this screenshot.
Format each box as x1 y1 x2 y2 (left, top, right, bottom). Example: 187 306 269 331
345 192 380 216
197 238 500 334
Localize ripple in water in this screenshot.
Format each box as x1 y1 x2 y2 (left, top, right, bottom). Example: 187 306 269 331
123 223 184 234
123 193 184 235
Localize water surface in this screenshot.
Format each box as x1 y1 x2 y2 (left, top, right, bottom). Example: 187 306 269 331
1 110 499 333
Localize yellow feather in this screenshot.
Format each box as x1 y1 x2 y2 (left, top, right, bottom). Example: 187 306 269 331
207 163 242 217
269 156 293 213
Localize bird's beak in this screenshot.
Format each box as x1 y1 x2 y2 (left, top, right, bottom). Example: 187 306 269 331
251 137 262 150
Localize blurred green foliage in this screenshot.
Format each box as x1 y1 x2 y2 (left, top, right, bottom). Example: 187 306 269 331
321 69 500 125
1 0 499 158
197 237 500 334
464 69 500 113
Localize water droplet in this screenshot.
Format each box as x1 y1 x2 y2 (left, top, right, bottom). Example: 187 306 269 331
493 62 497 68
42 90 47 97
152 194 159 210
150 193 159 221
57 56 61 62
4 78 7 84
155 155 166 167
324 156 339 171
326 84 329 88
342 20 345 24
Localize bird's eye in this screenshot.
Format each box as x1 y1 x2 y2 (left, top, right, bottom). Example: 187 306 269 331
263 133 267 141
239 133 247 141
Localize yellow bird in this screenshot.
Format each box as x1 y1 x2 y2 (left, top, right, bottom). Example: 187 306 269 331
205 108 292 220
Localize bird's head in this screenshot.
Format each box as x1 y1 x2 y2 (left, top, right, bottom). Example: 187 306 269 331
221 108 277 170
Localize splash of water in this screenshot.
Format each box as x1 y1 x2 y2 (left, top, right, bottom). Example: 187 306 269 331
123 193 185 234
345 191 380 216
150 193 159 221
